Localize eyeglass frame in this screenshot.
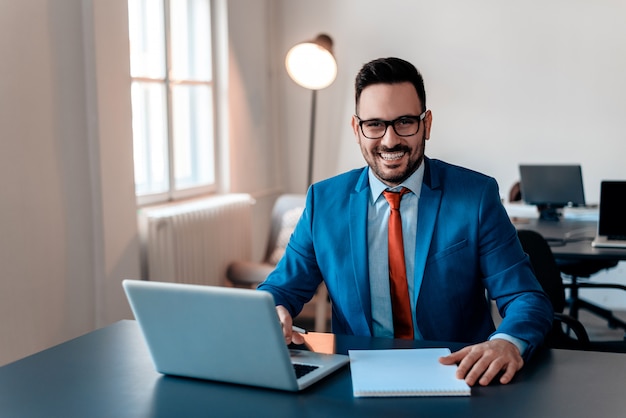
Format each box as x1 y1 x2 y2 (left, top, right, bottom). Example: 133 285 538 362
355 111 427 139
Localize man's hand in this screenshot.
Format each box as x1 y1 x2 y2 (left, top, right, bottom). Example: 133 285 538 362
438 339 524 386
276 305 305 345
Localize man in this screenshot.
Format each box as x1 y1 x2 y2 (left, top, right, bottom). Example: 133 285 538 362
258 57 552 386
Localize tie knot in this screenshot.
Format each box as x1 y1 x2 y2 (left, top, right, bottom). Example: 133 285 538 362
383 187 410 210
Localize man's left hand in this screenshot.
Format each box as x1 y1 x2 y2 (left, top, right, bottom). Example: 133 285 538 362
438 339 524 386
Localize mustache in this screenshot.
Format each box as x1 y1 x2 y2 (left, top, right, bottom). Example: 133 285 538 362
376 145 410 153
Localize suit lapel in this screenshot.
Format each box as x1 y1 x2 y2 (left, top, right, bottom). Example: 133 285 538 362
347 169 373 335
413 159 442 307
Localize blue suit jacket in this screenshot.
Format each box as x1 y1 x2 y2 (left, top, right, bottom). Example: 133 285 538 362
258 157 552 359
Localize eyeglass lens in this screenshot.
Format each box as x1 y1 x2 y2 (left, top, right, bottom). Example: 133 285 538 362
360 117 420 139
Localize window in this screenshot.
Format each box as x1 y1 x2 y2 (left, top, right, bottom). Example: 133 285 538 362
128 0 216 204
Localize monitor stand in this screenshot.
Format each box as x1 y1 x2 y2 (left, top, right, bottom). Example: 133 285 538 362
537 205 563 221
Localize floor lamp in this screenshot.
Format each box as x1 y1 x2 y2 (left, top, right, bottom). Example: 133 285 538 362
285 34 337 188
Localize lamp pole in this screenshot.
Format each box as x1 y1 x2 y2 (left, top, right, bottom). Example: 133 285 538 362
307 89 317 187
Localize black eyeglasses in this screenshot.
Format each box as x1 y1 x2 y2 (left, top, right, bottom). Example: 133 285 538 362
355 112 426 139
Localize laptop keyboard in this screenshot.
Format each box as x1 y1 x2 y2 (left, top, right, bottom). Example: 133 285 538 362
607 235 626 241
293 363 319 379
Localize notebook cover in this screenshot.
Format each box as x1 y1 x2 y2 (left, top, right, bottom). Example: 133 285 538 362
348 348 471 397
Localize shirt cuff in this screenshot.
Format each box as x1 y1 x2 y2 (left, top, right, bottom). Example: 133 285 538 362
490 333 528 356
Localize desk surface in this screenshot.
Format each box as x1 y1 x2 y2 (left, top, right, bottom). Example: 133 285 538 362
1 320 626 418
514 218 626 261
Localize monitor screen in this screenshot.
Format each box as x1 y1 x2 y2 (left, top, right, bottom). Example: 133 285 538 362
519 164 586 220
598 181 626 238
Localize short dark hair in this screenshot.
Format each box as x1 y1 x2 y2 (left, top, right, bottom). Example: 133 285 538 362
354 57 426 114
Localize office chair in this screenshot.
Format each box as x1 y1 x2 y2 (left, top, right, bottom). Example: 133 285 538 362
518 229 626 352
517 229 590 349
558 259 626 330
226 194 330 332
508 180 626 332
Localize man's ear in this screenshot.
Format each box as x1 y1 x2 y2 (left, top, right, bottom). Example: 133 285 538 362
423 110 433 140
351 115 361 142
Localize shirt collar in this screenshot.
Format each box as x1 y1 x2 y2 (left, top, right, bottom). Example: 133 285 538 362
368 162 425 203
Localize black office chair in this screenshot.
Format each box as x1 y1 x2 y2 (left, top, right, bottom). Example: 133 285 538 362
508 180 626 331
518 229 626 353
558 259 626 330
517 229 590 350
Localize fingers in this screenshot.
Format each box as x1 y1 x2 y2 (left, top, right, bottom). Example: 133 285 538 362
291 330 306 345
439 346 470 365
497 363 518 385
276 305 294 344
440 340 524 386
455 349 486 385
275 305 307 345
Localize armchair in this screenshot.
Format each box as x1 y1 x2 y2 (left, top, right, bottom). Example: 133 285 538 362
226 194 330 332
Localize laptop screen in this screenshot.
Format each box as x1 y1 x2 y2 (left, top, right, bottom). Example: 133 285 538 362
598 181 626 238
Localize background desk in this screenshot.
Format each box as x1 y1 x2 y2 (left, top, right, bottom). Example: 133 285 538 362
1 320 626 417
514 218 626 331
514 218 626 261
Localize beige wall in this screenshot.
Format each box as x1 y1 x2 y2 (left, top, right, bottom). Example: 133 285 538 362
0 0 282 366
0 0 141 365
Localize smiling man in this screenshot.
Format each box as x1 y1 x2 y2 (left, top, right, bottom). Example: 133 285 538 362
258 57 552 386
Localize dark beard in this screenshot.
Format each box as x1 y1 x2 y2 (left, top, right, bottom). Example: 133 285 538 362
373 145 423 185
376 156 423 185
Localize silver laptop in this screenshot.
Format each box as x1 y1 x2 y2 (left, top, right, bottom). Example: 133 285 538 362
122 280 348 391
592 181 626 248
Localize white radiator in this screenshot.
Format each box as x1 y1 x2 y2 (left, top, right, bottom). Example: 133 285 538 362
138 194 255 286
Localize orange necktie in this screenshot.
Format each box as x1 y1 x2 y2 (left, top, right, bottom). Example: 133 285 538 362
382 188 414 339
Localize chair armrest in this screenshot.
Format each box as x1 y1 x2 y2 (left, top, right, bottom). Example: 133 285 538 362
554 312 591 346
226 260 275 287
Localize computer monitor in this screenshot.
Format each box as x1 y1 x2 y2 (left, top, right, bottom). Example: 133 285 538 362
519 164 586 221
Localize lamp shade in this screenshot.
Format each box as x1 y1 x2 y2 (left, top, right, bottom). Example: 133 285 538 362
285 34 337 90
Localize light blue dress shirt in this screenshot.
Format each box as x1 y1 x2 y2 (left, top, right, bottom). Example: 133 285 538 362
366 165 527 354
367 164 424 339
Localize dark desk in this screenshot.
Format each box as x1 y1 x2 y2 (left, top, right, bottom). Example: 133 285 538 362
514 218 626 261
1 320 626 417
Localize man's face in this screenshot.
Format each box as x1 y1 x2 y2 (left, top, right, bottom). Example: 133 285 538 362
351 82 432 187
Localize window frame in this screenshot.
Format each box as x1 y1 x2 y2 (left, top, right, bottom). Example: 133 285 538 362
129 0 220 207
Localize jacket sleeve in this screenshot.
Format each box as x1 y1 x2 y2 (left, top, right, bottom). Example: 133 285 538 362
478 179 553 361
257 191 323 318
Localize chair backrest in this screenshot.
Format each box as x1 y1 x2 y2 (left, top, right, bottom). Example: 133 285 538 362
516 229 566 314
264 194 306 264
517 229 595 350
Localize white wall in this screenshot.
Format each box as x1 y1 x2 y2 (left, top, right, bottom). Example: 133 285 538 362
276 0 626 307
277 0 626 202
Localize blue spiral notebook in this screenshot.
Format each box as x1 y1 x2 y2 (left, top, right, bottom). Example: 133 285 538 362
348 348 471 397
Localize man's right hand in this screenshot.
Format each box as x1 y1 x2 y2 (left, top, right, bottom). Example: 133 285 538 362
276 305 305 345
